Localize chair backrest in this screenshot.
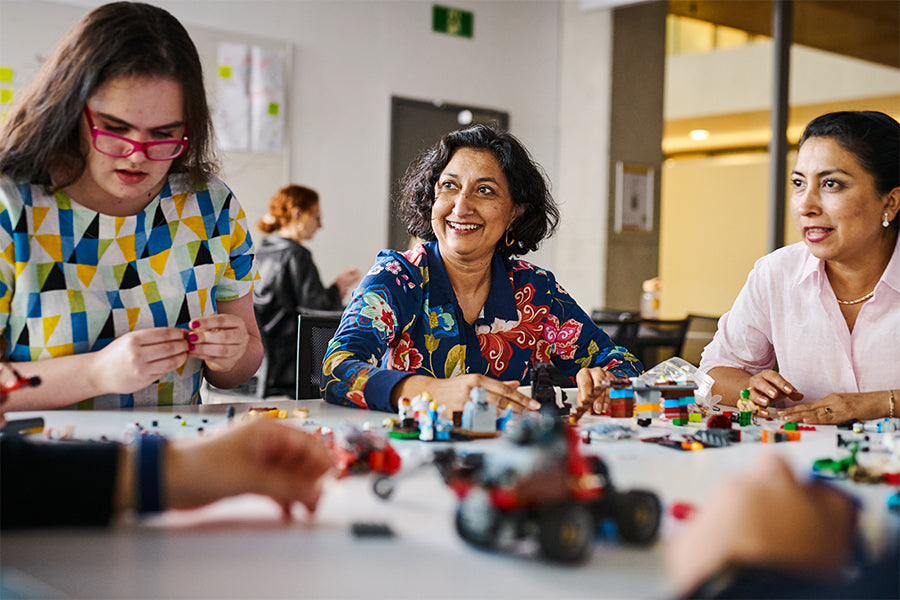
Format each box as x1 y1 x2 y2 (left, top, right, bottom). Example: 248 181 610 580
678 314 720 367
295 311 343 400
634 317 689 368
590 308 641 350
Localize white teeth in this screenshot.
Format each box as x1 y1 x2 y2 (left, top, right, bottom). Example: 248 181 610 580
448 222 480 231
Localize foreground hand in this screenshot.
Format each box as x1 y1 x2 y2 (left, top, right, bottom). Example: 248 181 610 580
165 419 337 516
572 366 620 418
744 369 804 416
94 328 189 394
187 314 249 373
414 374 541 415
666 453 856 594
780 391 889 425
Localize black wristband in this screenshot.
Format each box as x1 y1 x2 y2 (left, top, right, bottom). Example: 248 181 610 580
137 433 166 514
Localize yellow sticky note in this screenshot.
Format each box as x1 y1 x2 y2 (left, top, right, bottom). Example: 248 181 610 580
268 102 279 116
218 65 232 79
0 89 13 104
0 67 12 83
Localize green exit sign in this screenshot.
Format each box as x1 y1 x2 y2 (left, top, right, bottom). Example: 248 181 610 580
432 5 474 39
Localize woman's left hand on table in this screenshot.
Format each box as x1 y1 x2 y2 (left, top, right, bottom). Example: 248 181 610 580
780 391 890 425
187 314 250 372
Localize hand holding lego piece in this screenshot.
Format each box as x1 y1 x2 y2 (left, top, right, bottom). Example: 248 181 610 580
186 314 252 375
666 452 857 595
740 369 804 417
571 367 626 421
91 327 191 394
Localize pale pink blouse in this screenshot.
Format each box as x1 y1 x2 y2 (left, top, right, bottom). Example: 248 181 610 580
699 236 900 405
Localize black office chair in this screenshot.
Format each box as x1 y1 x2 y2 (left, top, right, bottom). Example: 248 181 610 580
295 311 343 400
590 308 641 350
632 317 689 369
677 314 720 367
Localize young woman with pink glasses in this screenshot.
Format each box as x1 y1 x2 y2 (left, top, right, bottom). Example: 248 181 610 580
0 2 262 409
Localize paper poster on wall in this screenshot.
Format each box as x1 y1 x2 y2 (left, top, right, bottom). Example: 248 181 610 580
215 43 250 151
615 162 655 233
250 46 285 153
0 66 15 121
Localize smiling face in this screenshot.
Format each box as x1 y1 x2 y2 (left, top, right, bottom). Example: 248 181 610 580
431 148 521 266
65 75 186 216
790 136 897 267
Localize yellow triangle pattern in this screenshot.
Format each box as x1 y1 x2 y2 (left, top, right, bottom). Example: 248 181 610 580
149 248 170 275
172 192 189 218
43 314 61 345
181 216 207 240
76 263 97 287
1 240 14 265
34 235 63 261
127 307 141 330
46 344 74 358
117 235 138 262
32 206 50 232
115 216 128 237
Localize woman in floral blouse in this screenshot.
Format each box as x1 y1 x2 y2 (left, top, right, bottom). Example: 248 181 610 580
322 125 642 414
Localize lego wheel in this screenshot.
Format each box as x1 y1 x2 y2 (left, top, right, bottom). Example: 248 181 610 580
372 475 394 500
455 490 501 549
613 490 661 544
537 504 594 563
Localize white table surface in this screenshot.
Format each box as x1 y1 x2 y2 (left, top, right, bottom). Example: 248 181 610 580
1 399 897 600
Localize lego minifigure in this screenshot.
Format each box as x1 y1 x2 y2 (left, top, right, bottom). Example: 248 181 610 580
461 387 497 433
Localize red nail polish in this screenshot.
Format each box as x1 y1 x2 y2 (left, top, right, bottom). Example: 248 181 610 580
188 333 199 342
190 320 200 329
189 344 195 351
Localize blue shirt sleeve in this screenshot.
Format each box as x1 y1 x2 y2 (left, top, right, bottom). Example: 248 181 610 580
321 250 421 412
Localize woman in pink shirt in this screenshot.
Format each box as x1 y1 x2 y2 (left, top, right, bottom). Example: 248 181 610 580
700 111 899 425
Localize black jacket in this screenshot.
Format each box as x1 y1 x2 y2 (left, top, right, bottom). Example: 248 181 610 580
253 236 342 395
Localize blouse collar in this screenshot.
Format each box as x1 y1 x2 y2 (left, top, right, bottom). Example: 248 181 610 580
425 241 519 323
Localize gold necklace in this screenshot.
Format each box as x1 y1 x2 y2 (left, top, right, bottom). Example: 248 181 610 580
835 290 875 305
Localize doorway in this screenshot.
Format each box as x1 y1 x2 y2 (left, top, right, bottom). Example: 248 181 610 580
388 97 509 251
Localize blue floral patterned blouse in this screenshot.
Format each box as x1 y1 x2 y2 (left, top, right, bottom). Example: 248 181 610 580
321 241 643 412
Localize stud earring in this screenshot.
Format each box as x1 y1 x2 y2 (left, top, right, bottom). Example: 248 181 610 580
884 212 891 228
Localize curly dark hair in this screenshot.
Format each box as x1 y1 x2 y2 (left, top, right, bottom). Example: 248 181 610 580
397 124 559 257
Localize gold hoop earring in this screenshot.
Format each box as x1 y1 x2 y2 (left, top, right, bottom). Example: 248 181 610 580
504 229 514 247
884 212 891 228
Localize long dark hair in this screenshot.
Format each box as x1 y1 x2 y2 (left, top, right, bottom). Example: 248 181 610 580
799 111 900 230
398 124 559 257
0 2 217 187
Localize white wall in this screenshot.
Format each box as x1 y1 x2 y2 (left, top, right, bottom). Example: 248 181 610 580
3 0 562 285
553 0 612 311
667 41 900 119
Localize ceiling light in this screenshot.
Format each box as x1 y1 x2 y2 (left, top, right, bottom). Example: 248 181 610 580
689 129 710 141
